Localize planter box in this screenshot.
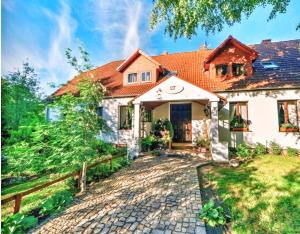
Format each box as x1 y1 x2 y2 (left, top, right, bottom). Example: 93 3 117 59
230 127 248 132
279 127 299 132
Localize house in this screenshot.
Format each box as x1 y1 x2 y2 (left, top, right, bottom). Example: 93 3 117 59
54 36 300 161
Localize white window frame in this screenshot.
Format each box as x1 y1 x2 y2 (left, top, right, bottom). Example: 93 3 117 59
127 73 137 84
141 71 151 83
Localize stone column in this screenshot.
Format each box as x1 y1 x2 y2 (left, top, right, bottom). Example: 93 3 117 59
131 103 141 159
210 101 228 161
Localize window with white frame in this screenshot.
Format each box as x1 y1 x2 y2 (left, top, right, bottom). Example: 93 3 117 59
278 100 299 131
141 71 151 82
127 73 137 84
229 102 249 131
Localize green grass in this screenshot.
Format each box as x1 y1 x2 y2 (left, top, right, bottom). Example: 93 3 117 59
210 154 300 234
1 156 128 221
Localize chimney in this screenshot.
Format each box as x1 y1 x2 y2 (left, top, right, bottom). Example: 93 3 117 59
199 41 207 52
162 51 168 55
261 39 272 44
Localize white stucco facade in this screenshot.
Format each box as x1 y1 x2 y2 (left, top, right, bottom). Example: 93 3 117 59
218 89 300 149
99 97 134 145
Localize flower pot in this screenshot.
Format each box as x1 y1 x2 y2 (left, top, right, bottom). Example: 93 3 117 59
279 127 299 132
230 127 248 132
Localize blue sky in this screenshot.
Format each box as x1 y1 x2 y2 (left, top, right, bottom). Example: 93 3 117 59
2 0 300 94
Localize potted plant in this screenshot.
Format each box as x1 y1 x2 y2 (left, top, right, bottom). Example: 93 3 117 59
196 137 211 153
279 123 299 132
230 116 249 131
141 134 156 152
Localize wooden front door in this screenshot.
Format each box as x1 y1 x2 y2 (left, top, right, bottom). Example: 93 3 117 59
170 103 192 143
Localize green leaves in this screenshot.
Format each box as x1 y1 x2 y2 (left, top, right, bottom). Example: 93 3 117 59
65 40 93 74
2 213 38 234
199 199 226 227
39 190 73 216
150 0 293 39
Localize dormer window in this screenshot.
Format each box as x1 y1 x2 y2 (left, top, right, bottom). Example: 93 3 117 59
128 73 137 84
141 71 151 82
232 63 247 76
216 64 228 77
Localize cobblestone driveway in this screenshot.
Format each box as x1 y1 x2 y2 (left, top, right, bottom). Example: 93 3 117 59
33 155 206 234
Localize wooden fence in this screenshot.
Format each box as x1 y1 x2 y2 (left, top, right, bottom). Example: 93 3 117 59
1 154 125 214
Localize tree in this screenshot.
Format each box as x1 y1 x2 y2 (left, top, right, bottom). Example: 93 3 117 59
1 62 43 135
65 40 93 74
150 0 293 39
2 43 109 179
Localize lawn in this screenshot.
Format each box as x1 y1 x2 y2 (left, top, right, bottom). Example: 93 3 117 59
1 156 128 221
209 155 300 234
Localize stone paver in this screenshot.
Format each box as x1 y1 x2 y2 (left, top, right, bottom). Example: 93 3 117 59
33 155 206 234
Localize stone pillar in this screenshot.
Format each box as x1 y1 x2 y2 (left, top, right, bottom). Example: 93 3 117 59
130 103 141 159
210 101 228 162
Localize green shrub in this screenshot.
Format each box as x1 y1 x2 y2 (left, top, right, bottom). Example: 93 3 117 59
196 137 211 149
39 190 73 216
286 147 298 157
152 150 161 156
199 200 226 227
118 157 130 167
141 134 156 151
254 143 267 155
236 143 254 158
96 140 116 155
269 141 281 155
2 213 38 234
113 147 127 156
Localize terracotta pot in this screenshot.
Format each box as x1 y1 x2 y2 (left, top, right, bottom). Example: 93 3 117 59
279 127 299 132
230 127 248 132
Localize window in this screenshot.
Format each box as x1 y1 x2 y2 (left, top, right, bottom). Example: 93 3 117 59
278 101 299 131
119 106 132 129
96 107 103 117
127 73 137 83
143 109 152 122
229 102 249 131
216 64 228 76
261 60 279 69
232 63 247 76
141 71 151 82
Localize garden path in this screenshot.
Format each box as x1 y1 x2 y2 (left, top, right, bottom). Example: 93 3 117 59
33 154 206 234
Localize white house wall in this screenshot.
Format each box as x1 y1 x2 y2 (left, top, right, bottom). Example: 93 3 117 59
191 102 210 144
218 89 300 149
99 97 133 144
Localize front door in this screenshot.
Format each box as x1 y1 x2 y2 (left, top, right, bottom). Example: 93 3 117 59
170 103 192 143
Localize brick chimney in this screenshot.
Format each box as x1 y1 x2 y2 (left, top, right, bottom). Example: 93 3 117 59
261 39 272 44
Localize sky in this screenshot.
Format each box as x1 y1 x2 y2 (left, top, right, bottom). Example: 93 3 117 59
2 0 300 94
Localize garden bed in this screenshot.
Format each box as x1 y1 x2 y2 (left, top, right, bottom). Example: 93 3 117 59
197 163 231 234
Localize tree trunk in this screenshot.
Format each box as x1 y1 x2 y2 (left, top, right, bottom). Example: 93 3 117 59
80 162 87 193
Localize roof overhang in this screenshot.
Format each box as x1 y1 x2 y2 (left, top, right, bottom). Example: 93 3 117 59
133 75 226 104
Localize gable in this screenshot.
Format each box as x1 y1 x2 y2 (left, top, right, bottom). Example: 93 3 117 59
133 75 221 104
123 54 160 85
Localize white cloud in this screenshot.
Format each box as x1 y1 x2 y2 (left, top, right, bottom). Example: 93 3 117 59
2 1 77 94
91 0 155 59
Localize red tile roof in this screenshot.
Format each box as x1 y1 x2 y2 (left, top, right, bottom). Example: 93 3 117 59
54 38 300 97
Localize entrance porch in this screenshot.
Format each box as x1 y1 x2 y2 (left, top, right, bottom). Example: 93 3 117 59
129 75 229 162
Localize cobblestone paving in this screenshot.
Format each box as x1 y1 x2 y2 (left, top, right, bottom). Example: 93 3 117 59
33 155 206 234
